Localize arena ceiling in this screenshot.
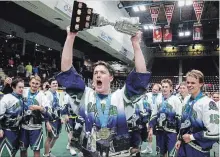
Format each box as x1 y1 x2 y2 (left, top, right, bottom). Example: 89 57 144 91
0 1 219 62
119 1 219 46
0 1 121 63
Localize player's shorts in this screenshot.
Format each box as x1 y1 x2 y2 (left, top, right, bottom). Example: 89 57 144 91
0 129 19 156
46 119 62 138
19 128 43 151
65 117 77 133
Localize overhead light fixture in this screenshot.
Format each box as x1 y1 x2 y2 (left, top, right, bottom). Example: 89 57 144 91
149 25 154 29
185 31 191 36
179 32 184 37
143 25 148 30
178 0 185 7
185 0 193 5
48 48 52 51
35 44 39 46
139 5 146 11
133 6 139 12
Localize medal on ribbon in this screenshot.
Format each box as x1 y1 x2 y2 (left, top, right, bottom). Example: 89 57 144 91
96 94 111 140
97 127 111 140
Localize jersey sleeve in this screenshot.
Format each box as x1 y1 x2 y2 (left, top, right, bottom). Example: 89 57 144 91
39 92 52 122
174 96 182 131
149 99 159 128
193 100 219 141
123 69 151 103
0 96 7 129
55 67 85 100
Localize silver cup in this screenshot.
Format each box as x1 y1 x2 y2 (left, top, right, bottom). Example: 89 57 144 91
92 15 141 36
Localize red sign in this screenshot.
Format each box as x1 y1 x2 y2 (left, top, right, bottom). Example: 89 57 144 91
163 26 172 42
164 3 175 26
153 26 162 42
193 23 203 40
193 0 204 23
150 5 160 25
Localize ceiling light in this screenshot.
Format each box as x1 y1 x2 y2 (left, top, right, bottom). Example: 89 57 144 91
178 0 185 7
179 32 184 37
143 25 148 30
185 31 191 36
149 25 154 29
133 6 139 12
139 5 146 11
185 0 193 6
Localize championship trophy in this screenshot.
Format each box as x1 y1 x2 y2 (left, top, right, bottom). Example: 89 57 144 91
70 1 141 36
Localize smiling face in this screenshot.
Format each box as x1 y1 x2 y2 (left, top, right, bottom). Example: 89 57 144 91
212 93 219 102
152 84 160 94
186 70 204 98
161 83 172 97
50 80 58 91
179 85 188 97
29 78 41 93
93 65 113 95
186 76 203 98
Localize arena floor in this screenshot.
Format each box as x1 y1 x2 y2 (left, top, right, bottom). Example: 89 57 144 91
14 127 215 157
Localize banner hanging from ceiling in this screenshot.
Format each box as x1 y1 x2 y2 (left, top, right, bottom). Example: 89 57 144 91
150 5 160 25
193 23 203 40
164 3 175 26
163 26 172 42
193 0 205 23
153 26 162 42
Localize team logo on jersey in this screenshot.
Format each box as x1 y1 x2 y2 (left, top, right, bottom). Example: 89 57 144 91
209 101 218 111
181 119 191 129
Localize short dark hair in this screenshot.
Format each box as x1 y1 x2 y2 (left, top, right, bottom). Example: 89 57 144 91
48 78 57 85
11 78 24 88
93 61 115 76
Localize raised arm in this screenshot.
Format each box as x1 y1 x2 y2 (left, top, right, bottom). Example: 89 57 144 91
56 26 85 92
61 26 78 72
123 32 150 103
131 31 147 73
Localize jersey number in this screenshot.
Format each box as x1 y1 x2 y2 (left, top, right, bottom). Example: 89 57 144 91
210 114 219 124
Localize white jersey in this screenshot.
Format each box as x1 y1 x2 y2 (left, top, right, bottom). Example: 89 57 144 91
146 92 162 111
176 93 190 106
56 67 151 155
0 94 23 129
62 92 76 116
154 95 182 117
150 94 182 133
22 89 50 130
44 90 66 120
180 95 219 150
183 95 219 139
